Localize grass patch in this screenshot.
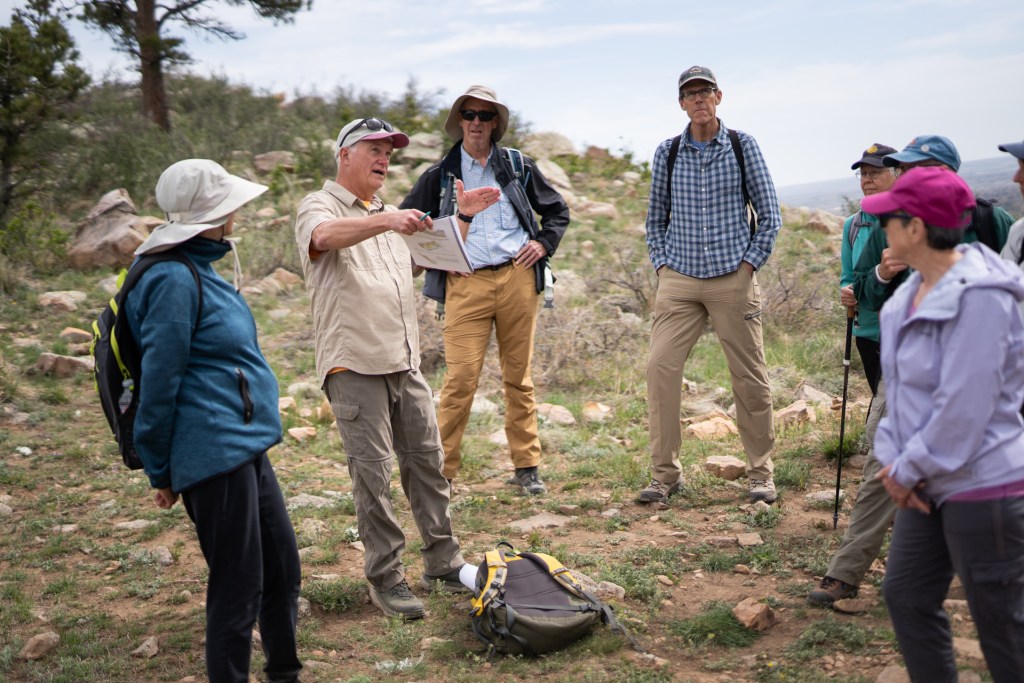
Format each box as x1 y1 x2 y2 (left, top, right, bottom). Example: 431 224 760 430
301 577 365 613
668 601 760 649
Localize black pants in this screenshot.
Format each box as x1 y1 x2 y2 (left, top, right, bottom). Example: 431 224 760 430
855 336 881 396
182 452 302 683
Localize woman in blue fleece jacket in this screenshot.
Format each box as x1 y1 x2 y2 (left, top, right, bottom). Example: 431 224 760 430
125 159 302 683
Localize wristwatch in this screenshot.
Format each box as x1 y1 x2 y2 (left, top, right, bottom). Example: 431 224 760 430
457 212 474 223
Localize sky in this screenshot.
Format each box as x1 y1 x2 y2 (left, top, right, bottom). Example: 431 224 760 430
6 0 1024 187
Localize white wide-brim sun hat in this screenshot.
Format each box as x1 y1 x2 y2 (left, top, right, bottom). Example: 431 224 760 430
136 159 268 255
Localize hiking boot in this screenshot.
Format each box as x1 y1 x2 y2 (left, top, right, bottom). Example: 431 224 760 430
513 467 546 495
748 478 777 503
420 564 472 594
807 576 859 606
369 579 424 620
636 478 681 504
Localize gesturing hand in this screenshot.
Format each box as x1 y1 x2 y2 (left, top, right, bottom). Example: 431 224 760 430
455 179 500 217
388 209 433 235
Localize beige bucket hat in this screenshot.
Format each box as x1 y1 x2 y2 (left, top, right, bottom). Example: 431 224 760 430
136 159 267 255
443 85 510 142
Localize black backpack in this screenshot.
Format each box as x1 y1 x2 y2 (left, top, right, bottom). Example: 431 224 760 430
90 251 202 469
469 542 635 656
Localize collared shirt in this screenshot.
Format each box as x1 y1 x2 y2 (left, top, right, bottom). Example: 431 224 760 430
461 147 528 268
646 122 781 278
294 179 419 383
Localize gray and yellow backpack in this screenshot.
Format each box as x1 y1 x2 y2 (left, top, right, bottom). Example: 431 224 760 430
469 542 635 656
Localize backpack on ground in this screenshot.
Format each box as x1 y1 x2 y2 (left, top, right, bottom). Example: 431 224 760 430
469 541 634 656
91 251 202 470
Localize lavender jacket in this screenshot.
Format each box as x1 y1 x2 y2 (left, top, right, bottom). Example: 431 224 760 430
876 243 1024 505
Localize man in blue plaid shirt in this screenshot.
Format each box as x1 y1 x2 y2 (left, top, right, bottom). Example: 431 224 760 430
639 65 782 505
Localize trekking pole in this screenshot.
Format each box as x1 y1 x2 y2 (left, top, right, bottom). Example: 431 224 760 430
833 307 855 530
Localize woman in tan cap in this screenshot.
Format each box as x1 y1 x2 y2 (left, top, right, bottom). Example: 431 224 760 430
126 159 302 683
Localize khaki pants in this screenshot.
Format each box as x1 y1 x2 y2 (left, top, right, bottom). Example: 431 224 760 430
647 267 774 483
325 369 464 591
438 264 541 479
826 379 894 586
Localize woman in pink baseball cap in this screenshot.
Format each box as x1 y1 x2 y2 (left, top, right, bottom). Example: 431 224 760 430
865 166 1024 682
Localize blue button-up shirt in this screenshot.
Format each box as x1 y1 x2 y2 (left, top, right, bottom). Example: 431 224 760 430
461 147 528 269
646 122 781 278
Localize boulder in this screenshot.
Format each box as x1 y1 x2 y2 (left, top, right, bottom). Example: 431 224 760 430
507 512 573 532
131 636 159 658
59 327 92 343
732 597 776 631
253 151 296 174
581 401 612 423
798 383 833 406
704 455 746 480
685 416 738 439
18 631 60 660
38 290 88 312
575 200 620 220
68 189 148 269
400 132 444 162
775 399 816 426
537 403 576 426
534 158 573 191
521 132 577 160
804 209 842 235
35 353 93 378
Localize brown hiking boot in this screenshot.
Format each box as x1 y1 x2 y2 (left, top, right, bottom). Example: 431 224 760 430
807 576 858 606
636 478 681 504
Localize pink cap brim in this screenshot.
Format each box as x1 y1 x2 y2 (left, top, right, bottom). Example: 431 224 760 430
362 131 410 149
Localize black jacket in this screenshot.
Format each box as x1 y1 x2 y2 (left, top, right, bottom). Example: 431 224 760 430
400 141 570 301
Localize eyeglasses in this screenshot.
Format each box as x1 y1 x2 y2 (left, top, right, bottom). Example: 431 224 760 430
338 117 395 149
878 212 913 225
460 110 498 122
680 86 717 101
855 168 892 179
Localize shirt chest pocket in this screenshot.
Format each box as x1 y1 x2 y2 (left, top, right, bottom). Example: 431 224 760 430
344 241 387 271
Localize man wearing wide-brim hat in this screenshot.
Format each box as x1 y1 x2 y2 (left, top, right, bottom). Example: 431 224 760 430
401 85 570 496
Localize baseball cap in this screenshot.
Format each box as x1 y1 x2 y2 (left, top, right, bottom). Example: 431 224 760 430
998 140 1024 161
335 118 410 151
851 143 898 170
861 166 975 230
882 135 961 172
678 66 717 91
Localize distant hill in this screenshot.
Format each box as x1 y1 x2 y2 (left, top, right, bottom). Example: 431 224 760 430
777 156 1022 219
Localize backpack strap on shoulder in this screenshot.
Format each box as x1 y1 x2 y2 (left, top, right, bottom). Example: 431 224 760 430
665 135 682 221
972 197 999 252
727 128 757 239
504 147 530 188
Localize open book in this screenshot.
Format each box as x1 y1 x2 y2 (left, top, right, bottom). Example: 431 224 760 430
398 215 474 274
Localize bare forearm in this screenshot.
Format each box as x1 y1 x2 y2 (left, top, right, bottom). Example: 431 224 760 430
310 214 392 251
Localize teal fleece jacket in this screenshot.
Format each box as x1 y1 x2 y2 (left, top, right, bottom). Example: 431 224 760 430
124 238 282 492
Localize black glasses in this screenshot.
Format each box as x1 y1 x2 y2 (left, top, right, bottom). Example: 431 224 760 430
338 117 394 149
878 212 913 225
680 86 717 101
460 110 498 122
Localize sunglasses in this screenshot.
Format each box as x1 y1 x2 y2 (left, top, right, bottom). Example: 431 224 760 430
338 117 395 149
460 110 498 122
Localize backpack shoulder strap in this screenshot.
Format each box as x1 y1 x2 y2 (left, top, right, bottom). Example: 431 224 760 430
114 251 204 368
518 551 647 653
504 147 528 188
665 135 682 200
972 197 998 252
726 128 756 239
470 547 510 617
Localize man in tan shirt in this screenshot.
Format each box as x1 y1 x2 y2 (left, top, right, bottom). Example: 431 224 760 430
294 117 499 619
